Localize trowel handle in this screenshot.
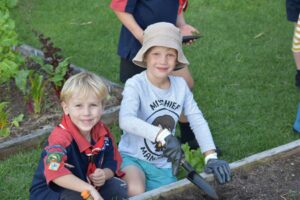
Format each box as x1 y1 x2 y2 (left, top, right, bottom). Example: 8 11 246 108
181 159 196 173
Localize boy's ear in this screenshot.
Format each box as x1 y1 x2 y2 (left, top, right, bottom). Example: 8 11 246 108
61 101 69 115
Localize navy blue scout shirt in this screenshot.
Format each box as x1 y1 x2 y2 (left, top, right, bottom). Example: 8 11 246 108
110 0 180 60
30 115 123 200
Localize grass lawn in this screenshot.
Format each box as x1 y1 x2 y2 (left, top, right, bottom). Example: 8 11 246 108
1 0 300 199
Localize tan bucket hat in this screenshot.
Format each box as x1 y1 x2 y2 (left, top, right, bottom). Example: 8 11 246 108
133 22 189 70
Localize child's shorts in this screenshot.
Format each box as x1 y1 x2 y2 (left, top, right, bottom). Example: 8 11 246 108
121 154 177 191
286 0 300 22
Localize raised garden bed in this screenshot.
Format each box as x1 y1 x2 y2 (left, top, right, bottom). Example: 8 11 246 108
130 139 300 200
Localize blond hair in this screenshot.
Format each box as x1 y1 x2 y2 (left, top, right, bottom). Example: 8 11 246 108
60 72 108 103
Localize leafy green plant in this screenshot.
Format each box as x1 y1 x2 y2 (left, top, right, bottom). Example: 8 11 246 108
15 69 30 95
34 32 73 97
0 0 29 98
28 71 45 114
0 102 10 137
0 5 24 85
0 102 24 138
182 144 205 172
177 143 205 179
41 56 71 91
11 113 24 128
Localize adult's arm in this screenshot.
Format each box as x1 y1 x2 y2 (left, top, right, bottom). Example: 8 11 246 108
176 12 199 36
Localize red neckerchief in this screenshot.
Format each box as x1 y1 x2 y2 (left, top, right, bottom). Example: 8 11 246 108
59 114 125 179
84 137 105 178
60 114 107 178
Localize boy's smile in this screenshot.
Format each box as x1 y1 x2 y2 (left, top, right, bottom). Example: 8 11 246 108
61 91 103 137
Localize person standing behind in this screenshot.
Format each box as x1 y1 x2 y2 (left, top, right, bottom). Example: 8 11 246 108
286 0 300 133
30 72 128 200
118 22 231 197
287 0 300 87
110 0 206 151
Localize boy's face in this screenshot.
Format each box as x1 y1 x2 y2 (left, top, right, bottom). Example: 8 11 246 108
61 91 103 136
145 46 177 80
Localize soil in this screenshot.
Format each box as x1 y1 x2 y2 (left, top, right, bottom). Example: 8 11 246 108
157 148 300 200
0 65 122 144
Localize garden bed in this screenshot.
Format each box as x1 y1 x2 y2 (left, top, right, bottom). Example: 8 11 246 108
130 139 300 200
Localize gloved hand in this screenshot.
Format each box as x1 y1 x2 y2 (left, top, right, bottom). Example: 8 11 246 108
156 129 183 176
204 158 231 184
295 71 300 88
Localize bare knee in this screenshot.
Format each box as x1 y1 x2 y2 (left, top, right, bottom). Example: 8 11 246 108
123 165 146 197
127 182 145 196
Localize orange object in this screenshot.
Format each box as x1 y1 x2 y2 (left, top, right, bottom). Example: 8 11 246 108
81 190 93 200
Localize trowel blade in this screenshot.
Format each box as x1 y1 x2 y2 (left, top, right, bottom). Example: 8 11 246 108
186 170 219 200
182 160 219 200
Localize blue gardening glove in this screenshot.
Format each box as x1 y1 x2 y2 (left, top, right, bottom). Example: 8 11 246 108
204 154 231 184
156 129 183 176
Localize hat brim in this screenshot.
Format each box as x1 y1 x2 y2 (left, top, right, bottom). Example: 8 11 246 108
133 37 189 70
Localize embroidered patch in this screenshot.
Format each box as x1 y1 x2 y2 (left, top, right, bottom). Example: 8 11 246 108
46 153 63 164
46 153 63 171
49 162 60 171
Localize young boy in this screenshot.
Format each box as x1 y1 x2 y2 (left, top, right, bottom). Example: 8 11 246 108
110 0 203 151
118 22 231 197
30 72 128 200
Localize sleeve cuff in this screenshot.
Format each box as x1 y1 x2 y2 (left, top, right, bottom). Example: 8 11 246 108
204 152 218 164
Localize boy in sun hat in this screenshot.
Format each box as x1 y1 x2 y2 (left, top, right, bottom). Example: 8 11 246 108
29 72 128 200
110 0 206 152
118 22 231 197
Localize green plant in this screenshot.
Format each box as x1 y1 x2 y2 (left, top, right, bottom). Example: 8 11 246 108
0 102 24 137
182 144 205 172
11 113 24 128
34 32 73 97
0 102 10 137
41 56 71 91
28 71 45 114
0 5 23 85
15 69 30 95
177 143 205 179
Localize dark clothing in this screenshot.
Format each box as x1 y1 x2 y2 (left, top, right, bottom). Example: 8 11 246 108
30 115 124 200
110 0 187 82
111 0 185 60
120 57 145 83
286 0 300 22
